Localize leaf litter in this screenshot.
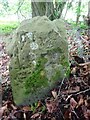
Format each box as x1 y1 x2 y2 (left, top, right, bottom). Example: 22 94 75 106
0 26 90 120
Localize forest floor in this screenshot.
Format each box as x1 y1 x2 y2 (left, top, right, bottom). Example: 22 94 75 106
0 25 90 120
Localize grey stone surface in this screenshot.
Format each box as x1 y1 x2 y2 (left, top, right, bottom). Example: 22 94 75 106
9 16 69 105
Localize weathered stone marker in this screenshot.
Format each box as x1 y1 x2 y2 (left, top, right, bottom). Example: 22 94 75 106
9 16 69 105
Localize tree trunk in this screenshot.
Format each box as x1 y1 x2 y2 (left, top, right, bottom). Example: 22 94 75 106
88 1 90 26
88 1 90 17
31 0 55 20
76 0 81 25
31 0 66 20
45 2 54 20
54 1 66 18
31 1 46 17
64 0 73 19
58 2 66 18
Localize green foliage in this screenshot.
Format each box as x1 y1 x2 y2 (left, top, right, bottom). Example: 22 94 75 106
25 57 48 94
0 0 10 16
18 0 31 16
65 66 70 77
0 21 19 33
67 2 72 9
79 23 88 29
75 5 81 15
0 0 31 19
31 102 46 113
70 21 88 29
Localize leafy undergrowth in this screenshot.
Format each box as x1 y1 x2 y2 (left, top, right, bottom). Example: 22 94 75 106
67 20 88 29
0 21 19 34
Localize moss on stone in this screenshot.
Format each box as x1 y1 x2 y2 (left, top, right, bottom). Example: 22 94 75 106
9 16 70 105
25 57 48 94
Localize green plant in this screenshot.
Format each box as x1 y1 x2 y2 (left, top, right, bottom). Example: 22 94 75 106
0 21 19 33
70 21 88 29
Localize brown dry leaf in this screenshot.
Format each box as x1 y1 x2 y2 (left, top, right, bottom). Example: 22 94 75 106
84 109 90 119
0 105 7 118
37 101 42 108
78 98 84 106
22 106 31 111
46 100 57 113
11 104 17 110
31 113 40 118
71 67 77 75
51 90 57 98
83 35 89 40
70 98 77 109
87 109 90 117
